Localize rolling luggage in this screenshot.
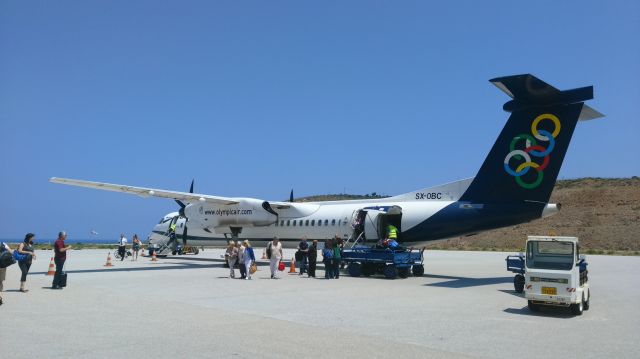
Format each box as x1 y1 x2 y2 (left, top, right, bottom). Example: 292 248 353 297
59 272 67 287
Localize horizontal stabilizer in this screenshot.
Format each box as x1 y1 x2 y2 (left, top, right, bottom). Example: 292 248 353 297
490 74 604 120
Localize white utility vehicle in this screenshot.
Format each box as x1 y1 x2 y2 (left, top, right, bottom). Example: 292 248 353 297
524 236 590 315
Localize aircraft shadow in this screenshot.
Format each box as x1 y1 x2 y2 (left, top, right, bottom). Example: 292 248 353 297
423 274 512 288
30 262 224 275
29 258 288 276
503 306 575 318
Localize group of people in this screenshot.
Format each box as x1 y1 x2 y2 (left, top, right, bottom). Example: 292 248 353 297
263 235 340 280
322 236 343 279
224 239 257 280
0 231 71 305
118 234 143 261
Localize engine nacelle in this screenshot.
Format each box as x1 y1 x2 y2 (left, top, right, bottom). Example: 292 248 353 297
184 198 277 229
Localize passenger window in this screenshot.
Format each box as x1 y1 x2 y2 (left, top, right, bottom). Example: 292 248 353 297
293 220 296 227
311 220 315 226
331 219 336 226
318 220 321 227
305 220 309 226
287 220 290 226
324 219 328 226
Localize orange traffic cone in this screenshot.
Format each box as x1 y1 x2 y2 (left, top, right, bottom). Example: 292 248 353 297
46 257 55 276
151 250 158 262
261 249 267 260
104 252 113 267
289 257 296 273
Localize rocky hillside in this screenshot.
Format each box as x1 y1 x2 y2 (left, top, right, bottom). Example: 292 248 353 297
299 178 640 253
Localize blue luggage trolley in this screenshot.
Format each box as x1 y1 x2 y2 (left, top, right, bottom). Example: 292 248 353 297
341 246 425 279
505 254 525 293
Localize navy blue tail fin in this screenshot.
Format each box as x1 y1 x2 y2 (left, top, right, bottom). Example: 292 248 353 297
460 74 603 203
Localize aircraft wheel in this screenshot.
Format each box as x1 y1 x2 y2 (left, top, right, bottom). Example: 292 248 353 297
383 264 398 279
398 267 410 279
348 262 362 277
514 274 525 293
528 300 540 312
412 264 425 277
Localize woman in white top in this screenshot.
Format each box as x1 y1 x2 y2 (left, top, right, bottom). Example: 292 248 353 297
267 236 283 279
225 241 238 278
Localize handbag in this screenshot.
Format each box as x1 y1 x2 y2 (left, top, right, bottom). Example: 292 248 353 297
278 260 285 271
13 251 29 262
250 263 257 274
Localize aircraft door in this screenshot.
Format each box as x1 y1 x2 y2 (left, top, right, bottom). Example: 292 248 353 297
376 206 403 242
363 211 380 242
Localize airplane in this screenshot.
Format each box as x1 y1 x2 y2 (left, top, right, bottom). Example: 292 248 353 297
50 74 603 253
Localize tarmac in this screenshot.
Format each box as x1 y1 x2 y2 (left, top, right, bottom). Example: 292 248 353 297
0 248 638 359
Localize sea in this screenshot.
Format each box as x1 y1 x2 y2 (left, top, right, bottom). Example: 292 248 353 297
1 238 118 245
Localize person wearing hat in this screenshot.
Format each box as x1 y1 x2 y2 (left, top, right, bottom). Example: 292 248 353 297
267 236 283 279
242 240 256 280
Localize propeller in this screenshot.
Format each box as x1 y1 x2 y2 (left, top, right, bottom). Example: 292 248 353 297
173 179 194 246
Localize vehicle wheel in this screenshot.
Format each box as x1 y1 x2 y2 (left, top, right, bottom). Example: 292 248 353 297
362 263 376 277
383 264 398 279
412 264 425 277
398 267 410 279
571 299 584 316
514 274 525 293
348 263 362 277
583 291 590 310
528 300 540 312
172 250 177 255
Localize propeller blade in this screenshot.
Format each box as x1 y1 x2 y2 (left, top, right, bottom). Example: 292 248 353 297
175 199 185 208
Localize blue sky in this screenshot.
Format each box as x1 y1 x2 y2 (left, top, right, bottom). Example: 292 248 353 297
1 1 638 240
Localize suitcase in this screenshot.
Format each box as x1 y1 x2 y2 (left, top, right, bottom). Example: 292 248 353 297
59 272 67 287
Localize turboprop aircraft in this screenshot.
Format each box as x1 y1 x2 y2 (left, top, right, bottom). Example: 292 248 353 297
50 74 603 252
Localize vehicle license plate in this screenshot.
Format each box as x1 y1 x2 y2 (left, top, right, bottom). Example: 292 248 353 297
541 287 557 295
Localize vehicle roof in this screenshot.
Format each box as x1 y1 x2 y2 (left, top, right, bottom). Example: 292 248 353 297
526 235 579 243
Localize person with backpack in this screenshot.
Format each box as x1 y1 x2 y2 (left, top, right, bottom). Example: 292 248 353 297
297 237 309 276
16 233 36 292
307 239 318 278
0 242 15 305
322 239 334 279
267 236 283 279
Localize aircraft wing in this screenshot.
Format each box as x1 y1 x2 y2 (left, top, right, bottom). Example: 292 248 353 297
49 177 240 205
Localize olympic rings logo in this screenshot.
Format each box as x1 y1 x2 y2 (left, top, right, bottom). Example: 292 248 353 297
503 113 561 189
